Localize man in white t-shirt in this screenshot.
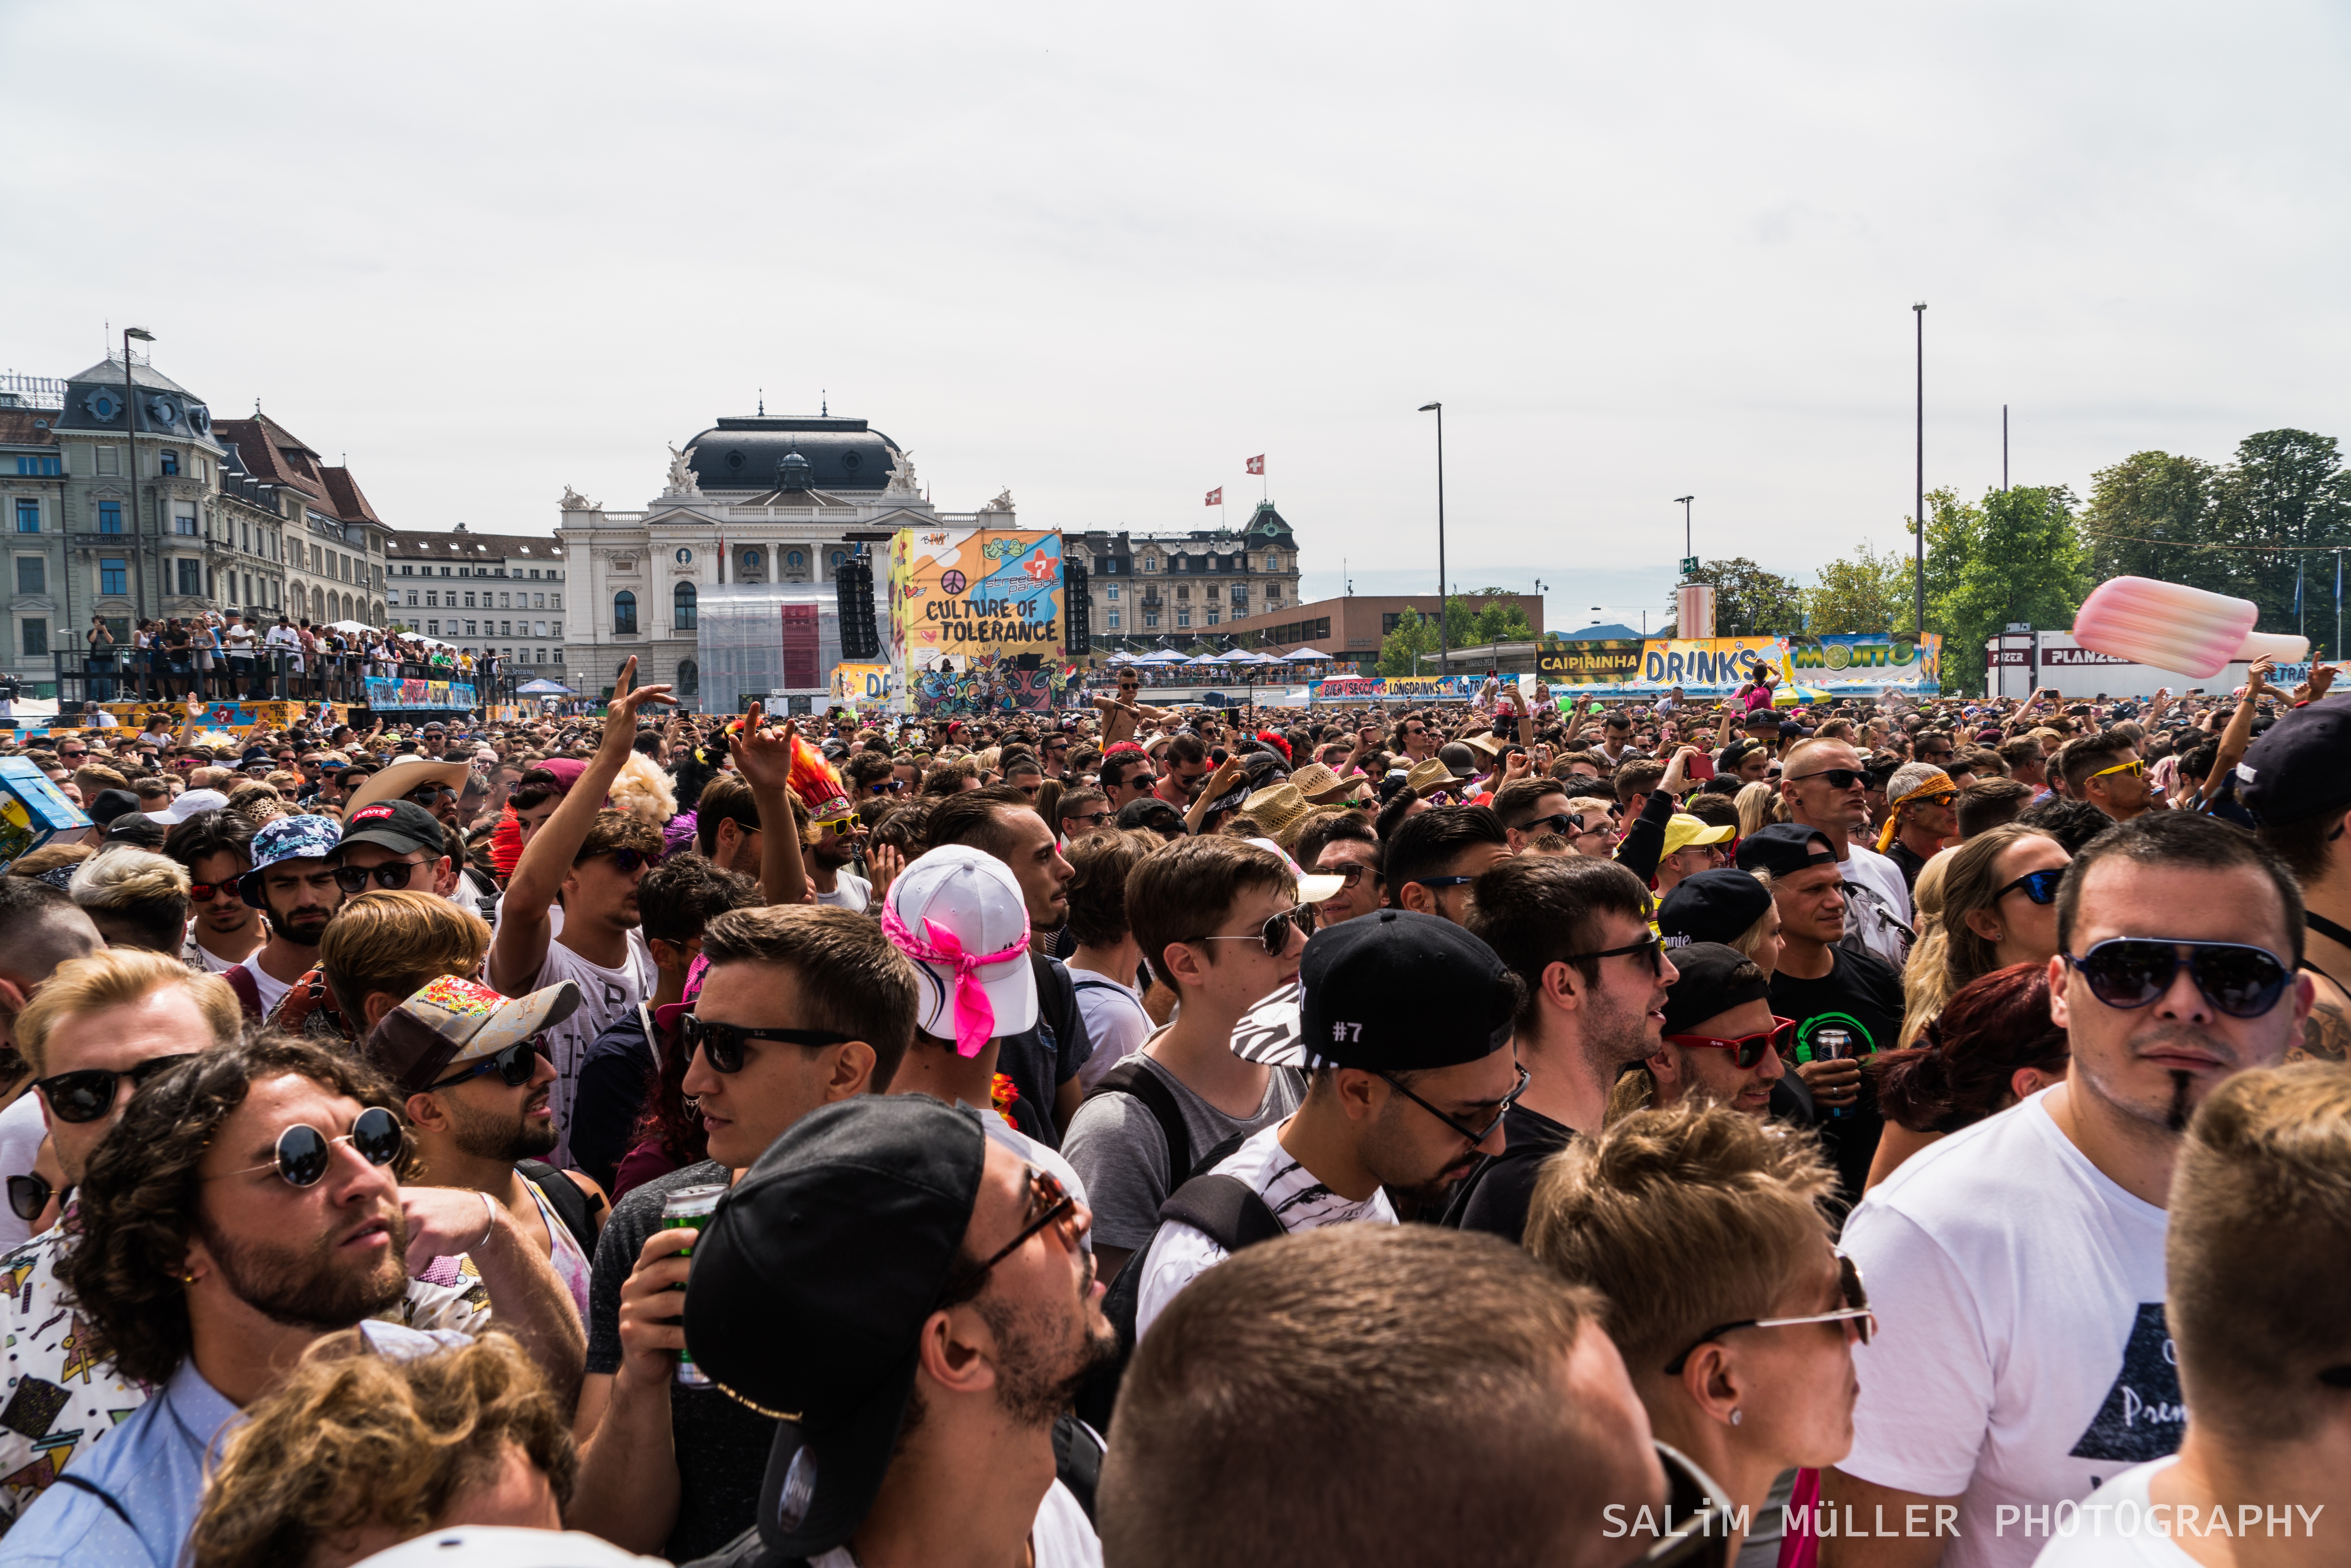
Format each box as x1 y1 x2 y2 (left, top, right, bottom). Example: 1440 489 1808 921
488 660 667 1166
2032 1061 2351 1568
1130 908 1526 1339
1780 737 1913 967
681 1096 1112 1568
1823 813 2311 1568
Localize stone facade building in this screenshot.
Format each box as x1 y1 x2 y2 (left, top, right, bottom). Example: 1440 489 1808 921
382 524 568 687
1067 502 1301 648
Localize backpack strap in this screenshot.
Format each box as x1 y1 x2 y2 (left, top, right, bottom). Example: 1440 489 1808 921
223 965 264 1021
517 1159 601 1255
1051 1411 1106 1521
1157 1172 1285 1253
1084 1057 1195 1188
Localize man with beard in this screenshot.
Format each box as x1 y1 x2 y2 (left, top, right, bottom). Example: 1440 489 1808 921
1128 909 1525 1339
1823 813 2310 1568
362 975 603 1324
804 784 872 913
0 1032 584 1567
222 814 348 1023
683 1095 1116 1568
1442 855 1677 1244
926 786 1093 1143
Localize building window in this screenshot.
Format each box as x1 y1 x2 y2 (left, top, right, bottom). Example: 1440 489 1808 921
551 621 562 637
1107 610 1121 630
1106 585 1119 601
463 592 476 608
14 456 61 477
498 592 510 609
1266 553 1280 571
95 445 119 477
466 621 478 636
552 648 564 664
677 658 699 695
16 557 43 594
176 559 201 596
1206 608 1220 626
426 591 438 607
550 593 560 609
1176 585 1190 601
14 501 36 533
613 587 637 633
98 502 122 534
1143 556 1157 572
786 550 805 574
174 511 196 536
1177 611 1192 628
1144 612 1159 628
159 450 179 476
405 590 418 606
100 558 126 596
533 593 545 609
674 581 697 630
21 618 46 657
427 620 439 636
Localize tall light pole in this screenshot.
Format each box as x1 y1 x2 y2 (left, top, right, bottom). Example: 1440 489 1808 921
1673 495 1694 559
1418 402 1447 676
123 327 154 627
1913 303 1926 637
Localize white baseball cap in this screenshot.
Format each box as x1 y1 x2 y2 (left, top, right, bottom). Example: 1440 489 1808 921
144 788 230 826
1245 837 1345 905
353 1527 668 1568
882 844 1038 1054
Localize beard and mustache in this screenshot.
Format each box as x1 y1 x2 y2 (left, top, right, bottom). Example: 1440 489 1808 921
198 1201 410 1332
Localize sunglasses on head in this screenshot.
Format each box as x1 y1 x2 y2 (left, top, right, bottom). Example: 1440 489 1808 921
1788 767 1865 790
188 880 244 905
35 1054 197 1123
333 858 432 895
7 1173 51 1225
1994 867 2065 905
1665 1016 1797 1070
2063 938 2290 1019
1190 907 1302 957
1663 1255 1875 1375
428 1039 545 1092
681 1013 853 1074
215 1105 405 1188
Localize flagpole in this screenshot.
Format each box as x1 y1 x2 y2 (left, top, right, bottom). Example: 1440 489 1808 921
2336 548 2343 665
2298 557 2306 641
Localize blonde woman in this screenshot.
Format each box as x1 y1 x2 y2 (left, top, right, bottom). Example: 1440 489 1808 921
1735 779 1780 838
1896 824 2068 1047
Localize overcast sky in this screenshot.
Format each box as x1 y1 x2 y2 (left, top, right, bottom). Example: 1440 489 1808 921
10 2 2348 635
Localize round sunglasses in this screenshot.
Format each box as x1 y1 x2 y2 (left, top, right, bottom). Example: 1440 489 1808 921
333 859 432 895
681 1013 852 1074
35 1053 197 1123
2063 938 2290 1020
215 1105 406 1188
1663 1016 1797 1070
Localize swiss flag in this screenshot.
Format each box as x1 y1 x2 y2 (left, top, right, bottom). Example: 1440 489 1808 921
1205 487 1223 506
1245 455 1264 475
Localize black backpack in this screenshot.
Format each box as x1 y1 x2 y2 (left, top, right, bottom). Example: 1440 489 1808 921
1073 1156 1283 1433
1082 1055 1200 1190
517 1159 604 1256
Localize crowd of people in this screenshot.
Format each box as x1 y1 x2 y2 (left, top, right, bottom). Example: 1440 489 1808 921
81 609 505 704
0 651 2346 1567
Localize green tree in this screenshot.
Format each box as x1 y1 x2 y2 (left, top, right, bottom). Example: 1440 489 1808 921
2083 451 2232 595
1377 608 1440 677
2211 430 2351 633
1804 541 1911 635
1924 484 2092 696
1668 558 1803 637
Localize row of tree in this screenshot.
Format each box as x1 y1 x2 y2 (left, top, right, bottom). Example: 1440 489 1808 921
1661 429 2351 694
1375 592 1538 677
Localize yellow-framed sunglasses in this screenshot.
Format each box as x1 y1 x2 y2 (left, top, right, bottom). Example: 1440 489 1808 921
2087 758 2145 781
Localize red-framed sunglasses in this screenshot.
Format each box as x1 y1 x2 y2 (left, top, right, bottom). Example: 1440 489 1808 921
1662 1016 1797 1070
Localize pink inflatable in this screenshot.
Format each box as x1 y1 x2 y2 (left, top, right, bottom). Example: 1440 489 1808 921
2072 577 2308 679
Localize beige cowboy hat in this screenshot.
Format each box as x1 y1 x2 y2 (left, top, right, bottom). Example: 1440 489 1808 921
1286 761 1357 804
1404 757 1459 799
343 754 472 815
1242 783 1317 845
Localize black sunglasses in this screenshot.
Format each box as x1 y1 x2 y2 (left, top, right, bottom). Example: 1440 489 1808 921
217 1105 406 1188
7 1173 52 1224
1786 767 1865 790
1190 908 1301 958
428 1039 545 1092
1521 811 1579 837
1378 1065 1529 1145
333 858 431 895
35 1053 197 1124
1993 867 2065 906
574 847 652 875
2063 938 2291 1020
1663 1255 1875 1376
1562 934 1668 976
681 1013 852 1074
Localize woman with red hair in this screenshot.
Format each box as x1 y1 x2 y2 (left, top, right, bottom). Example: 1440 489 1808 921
1862 962 2070 1190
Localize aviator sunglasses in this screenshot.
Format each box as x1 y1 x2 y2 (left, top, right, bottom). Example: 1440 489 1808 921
2062 938 2291 1020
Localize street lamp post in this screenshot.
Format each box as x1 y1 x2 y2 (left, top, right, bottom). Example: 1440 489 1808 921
1674 496 1694 563
1913 302 1926 638
1419 402 1446 677
122 328 154 636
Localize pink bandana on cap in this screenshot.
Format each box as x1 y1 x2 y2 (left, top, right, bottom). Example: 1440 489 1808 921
880 902 1031 1058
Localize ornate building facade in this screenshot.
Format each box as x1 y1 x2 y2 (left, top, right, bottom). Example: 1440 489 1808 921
558 410 1015 702
382 525 568 686
1067 502 1301 648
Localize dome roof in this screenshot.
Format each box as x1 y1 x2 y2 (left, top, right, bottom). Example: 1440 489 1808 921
686 416 902 492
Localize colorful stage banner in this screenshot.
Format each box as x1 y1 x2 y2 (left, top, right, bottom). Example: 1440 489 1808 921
1784 633 1942 692
909 654 1075 716
889 527 1064 663
1536 640 1645 686
363 678 477 712
1305 676 1477 703
832 663 895 704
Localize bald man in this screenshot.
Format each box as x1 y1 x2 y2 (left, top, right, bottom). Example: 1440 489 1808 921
1775 738 1912 967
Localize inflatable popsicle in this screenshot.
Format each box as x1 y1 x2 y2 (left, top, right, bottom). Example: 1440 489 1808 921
2072 578 2308 679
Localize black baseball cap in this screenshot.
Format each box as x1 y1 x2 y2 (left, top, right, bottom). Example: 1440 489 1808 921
2238 704 2351 826
1658 869 1773 949
1661 942 1771 1036
1734 822 1837 878
1114 797 1184 833
336 799 447 858
1436 741 1479 779
684 1096 987 1561
1742 709 1780 731
1298 909 1518 1070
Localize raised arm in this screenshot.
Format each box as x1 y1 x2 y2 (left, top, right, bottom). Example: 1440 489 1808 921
490 656 673 992
2198 657 2273 810
727 702 811 907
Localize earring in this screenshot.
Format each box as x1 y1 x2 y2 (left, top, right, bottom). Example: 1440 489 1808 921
180 1271 197 1285
1729 1409 1742 1426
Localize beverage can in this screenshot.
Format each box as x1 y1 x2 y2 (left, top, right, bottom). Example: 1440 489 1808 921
1811 1028 1855 1119
661 1184 726 1387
